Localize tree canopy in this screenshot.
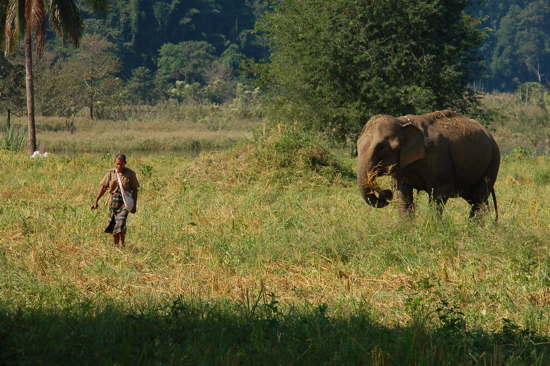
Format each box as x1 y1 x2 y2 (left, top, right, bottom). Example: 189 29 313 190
251 0 487 142
0 53 26 115
1 0 548 140
79 0 269 77
482 0 550 90
157 41 217 84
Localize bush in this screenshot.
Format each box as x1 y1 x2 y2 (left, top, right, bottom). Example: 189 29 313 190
509 145 533 159
534 168 550 185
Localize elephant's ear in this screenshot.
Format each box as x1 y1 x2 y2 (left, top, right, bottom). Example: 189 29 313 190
400 124 426 168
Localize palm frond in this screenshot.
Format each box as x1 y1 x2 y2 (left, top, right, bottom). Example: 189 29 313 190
26 0 46 57
3 0 26 55
47 0 84 48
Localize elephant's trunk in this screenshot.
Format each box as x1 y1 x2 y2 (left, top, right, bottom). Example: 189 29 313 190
357 163 392 208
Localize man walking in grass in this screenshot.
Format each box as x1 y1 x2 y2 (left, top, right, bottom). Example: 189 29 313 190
91 154 140 247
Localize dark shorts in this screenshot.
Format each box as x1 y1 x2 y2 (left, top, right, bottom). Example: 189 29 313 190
104 192 129 235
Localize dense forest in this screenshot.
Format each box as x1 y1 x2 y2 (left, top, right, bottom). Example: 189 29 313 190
475 0 550 91
0 0 549 120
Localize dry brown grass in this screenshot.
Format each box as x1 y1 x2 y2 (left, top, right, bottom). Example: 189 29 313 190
3 113 264 153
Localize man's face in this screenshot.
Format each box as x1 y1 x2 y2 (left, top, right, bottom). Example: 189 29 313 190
115 159 126 173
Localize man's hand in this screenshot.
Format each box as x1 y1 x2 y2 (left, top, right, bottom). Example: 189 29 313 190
92 186 107 210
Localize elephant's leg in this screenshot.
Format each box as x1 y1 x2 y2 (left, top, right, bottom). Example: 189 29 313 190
429 180 454 215
469 198 489 218
466 177 494 218
432 196 449 215
429 187 450 215
392 178 414 217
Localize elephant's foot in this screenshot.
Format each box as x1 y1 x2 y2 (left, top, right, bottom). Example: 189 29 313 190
397 203 415 219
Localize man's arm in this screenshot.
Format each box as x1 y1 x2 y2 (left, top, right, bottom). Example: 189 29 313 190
91 186 107 210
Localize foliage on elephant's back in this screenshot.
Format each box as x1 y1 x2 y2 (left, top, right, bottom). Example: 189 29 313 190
431 110 478 135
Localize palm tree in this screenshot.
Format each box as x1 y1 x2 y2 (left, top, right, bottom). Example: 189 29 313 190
1 0 107 154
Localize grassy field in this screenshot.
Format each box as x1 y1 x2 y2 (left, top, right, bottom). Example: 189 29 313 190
2 104 263 154
2 91 549 156
1 123 550 364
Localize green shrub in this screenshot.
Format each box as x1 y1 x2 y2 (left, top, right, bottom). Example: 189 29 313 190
534 168 550 185
509 145 533 159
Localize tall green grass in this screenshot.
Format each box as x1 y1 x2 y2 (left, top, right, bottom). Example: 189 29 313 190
0 120 26 151
1 131 550 364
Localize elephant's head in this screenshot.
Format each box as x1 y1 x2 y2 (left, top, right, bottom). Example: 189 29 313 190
357 115 426 208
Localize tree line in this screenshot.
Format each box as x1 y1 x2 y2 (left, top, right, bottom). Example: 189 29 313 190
1 0 549 149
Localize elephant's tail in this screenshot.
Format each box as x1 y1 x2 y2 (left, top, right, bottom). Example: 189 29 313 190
491 188 498 222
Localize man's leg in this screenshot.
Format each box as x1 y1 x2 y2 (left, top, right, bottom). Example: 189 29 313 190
119 230 127 246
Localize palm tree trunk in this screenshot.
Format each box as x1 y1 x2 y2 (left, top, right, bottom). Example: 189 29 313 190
25 32 37 154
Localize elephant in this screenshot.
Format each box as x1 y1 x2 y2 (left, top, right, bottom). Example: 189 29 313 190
356 110 500 218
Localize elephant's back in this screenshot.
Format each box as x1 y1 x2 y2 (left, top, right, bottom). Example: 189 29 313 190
430 111 492 141
429 111 498 191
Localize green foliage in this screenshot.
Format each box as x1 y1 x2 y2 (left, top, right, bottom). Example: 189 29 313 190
35 34 123 119
168 81 203 104
0 120 26 151
516 82 549 109
253 130 355 183
482 91 550 137
252 0 487 142
534 169 550 185
480 0 550 91
1 0 108 152
95 0 267 73
168 79 236 105
122 67 159 105
0 53 25 115
226 83 262 118
166 80 262 119
1 297 549 365
509 145 533 159
157 41 217 84
219 43 242 69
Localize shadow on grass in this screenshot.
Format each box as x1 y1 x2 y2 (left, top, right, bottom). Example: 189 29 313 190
1 296 549 365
